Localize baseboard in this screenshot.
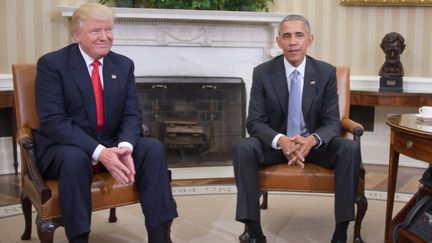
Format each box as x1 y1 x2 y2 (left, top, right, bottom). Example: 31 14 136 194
0 74 13 91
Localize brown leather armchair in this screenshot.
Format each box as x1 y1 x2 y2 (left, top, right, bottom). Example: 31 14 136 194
243 66 368 243
12 64 172 243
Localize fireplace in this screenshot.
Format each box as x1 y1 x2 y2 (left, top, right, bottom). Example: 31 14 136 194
136 76 245 167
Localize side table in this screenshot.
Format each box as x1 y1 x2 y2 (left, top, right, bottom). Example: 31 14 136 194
351 91 432 107
385 114 432 242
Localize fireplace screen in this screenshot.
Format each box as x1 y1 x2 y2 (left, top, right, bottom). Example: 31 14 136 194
136 76 246 167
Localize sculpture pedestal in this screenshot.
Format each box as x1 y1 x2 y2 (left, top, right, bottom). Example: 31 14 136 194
379 76 403 92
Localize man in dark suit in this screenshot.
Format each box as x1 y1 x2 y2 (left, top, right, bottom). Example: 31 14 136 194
233 14 360 243
33 3 177 243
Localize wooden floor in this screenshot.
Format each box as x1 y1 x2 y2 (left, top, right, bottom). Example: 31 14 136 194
0 164 427 207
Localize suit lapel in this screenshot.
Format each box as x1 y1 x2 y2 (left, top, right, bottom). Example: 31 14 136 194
302 56 318 116
271 56 289 117
102 54 120 128
69 44 98 130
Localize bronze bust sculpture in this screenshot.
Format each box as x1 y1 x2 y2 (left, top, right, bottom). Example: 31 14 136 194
379 32 406 77
379 32 406 92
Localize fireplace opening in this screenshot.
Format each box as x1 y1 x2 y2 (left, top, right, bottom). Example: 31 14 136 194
136 76 246 168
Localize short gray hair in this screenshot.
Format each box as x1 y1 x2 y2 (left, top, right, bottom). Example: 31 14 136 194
278 14 311 34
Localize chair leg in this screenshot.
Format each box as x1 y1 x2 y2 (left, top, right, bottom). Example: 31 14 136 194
165 218 173 243
20 192 32 240
353 194 368 243
109 208 117 223
36 215 62 243
260 191 268 209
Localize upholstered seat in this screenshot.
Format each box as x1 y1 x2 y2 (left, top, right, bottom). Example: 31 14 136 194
260 163 336 192
250 66 367 243
22 174 140 220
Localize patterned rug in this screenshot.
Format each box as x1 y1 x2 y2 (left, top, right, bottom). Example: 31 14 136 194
0 185 409 243
0 185 412 219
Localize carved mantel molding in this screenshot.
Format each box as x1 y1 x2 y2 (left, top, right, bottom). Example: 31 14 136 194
60 7 290 57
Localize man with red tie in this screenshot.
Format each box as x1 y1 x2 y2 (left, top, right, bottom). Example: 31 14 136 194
33 3 177 243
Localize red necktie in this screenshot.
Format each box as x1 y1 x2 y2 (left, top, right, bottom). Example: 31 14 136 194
91 60 104 131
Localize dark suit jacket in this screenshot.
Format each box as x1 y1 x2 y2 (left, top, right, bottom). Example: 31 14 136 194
33 43 142 172
246 55 341 150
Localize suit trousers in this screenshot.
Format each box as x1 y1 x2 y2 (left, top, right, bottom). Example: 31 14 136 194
233 136 360 224
40 137 178 241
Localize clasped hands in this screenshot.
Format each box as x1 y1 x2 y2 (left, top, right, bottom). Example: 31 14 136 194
278 135 317 168
98 147 135 184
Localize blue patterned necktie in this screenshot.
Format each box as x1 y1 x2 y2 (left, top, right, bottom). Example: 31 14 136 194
287 70 302 136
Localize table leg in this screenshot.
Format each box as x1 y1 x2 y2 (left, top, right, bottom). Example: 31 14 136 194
385 147 399 243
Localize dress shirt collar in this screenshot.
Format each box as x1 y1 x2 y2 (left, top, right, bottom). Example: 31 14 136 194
78 45 105 68
283 56 306 79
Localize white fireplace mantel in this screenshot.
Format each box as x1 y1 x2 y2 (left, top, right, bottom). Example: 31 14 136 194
60 7 290 58
59 7 294 94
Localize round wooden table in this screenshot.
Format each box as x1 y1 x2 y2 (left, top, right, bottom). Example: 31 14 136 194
385 114 432 242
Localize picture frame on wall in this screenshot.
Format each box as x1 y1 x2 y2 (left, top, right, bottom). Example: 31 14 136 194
340 0 432 6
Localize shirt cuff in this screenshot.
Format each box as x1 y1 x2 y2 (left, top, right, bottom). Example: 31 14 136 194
312 133 323 148
92 144 106 164
271 133 284 149
118 141 133 152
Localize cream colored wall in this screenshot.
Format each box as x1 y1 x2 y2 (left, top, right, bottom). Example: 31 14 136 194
0 0 90 73
1 0 432 77
271 0 432 77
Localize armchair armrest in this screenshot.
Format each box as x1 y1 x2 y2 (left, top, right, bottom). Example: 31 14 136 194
17 127 51 203
340 117 366 176
141 124 151 137
340 117 364 141
17 127 33 144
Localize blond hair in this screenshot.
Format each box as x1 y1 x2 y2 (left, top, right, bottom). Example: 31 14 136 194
70 3 114 33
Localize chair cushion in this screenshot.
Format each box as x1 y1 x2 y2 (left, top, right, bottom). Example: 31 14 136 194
24 172 139 220
259 163 335 193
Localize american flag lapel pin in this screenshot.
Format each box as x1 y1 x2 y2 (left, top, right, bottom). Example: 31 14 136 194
112 74 117 79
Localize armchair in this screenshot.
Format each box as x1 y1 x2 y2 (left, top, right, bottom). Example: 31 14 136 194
242 66 368 243
12 64 172 243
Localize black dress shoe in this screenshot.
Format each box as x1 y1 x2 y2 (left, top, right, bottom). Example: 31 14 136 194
239 231 267 243
239 231 250 243
248 237 267 243
149 220 173 243
70 233 89 243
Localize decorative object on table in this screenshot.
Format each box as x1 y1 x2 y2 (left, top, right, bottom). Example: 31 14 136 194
379 32 406 92
417 106 432 122
340 0 432 7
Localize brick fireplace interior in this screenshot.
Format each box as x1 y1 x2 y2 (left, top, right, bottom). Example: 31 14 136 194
136 76 246 167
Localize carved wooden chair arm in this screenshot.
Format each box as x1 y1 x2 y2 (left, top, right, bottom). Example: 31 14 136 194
340 117 364 141
340 117 366 175
17 127 51 203
141 124 151 137
17 127 33 144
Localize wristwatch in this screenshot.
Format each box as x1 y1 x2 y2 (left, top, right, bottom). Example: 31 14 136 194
312 133 321 149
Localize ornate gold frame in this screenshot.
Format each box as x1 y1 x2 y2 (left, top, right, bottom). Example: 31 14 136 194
340 0 432 6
